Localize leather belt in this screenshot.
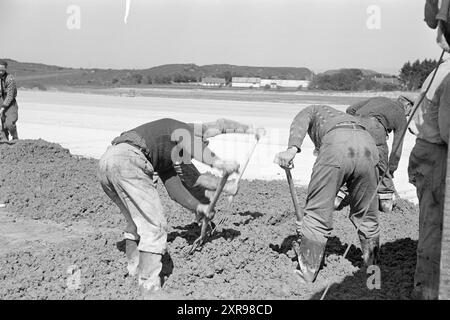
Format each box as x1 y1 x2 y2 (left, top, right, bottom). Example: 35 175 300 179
328 122 366 133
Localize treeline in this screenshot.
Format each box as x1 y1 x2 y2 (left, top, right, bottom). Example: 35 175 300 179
111 73 200 85
310 59 439 91
310 69 400 91
399 59 438 91
109 70 306 86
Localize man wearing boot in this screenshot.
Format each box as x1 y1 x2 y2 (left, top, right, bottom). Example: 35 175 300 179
274 105 380 283
334 96 412 214
0 60 19 142
98 118 256 297
408 57 450 300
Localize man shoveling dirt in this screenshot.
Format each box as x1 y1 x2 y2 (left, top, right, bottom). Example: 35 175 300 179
274 105 380 283
334 96 413 214
98 117 254 298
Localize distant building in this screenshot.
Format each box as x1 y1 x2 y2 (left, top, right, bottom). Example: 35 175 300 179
201 77 226 87
260 79 310 89
373 75 400 86
231 77 261 88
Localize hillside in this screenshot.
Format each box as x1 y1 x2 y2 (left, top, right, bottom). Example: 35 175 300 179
1 59 314 88
320 68 382 77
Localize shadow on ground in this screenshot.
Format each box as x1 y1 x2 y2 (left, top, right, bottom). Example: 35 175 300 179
167 223 241 245
311 238 417 300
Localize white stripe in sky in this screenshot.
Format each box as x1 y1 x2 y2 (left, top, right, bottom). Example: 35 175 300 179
124 0 131 24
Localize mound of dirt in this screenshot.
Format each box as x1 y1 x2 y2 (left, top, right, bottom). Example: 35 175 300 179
0 140 420 299
0 139 123 228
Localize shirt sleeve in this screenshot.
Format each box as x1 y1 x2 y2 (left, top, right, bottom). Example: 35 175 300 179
388 115 407 172
288 105 315 152
159 169 202 212
346 99 368 115
438 78 450 144
202 118 251 139
1 76 17 109
174 130 219 167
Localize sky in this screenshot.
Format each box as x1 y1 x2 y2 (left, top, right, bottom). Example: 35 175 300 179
0 0 444 74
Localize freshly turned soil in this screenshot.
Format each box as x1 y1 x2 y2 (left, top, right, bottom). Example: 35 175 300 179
0 140 419 299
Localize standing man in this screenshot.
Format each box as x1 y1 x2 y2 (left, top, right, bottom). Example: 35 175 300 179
274 105 380 283
336 96 413 213
408 58 450 300
0 60 19 141
98 117 256 297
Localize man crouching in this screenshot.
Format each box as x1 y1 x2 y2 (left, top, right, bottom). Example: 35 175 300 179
274 105 381 283
98 118 253 297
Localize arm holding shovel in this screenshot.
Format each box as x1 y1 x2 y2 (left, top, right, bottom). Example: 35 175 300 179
274 147 304 226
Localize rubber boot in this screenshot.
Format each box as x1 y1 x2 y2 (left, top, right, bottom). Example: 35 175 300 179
294 236 327 283
334 190 350 211
0 128 7 141
125 239 139 276
359 234 380 266
9 125 18 140
138 252 163 298
411 285 438 300
379 193 393 214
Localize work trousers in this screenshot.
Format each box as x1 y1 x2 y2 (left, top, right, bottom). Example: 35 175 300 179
408 138 447 300
0 102 18 141
300 128 380 244
98 143 167 254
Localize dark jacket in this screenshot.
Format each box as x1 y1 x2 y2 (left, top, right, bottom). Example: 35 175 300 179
346 97 407 173
0 73 18 110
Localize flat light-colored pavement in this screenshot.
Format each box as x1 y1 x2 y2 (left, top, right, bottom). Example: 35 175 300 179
16 90 418 203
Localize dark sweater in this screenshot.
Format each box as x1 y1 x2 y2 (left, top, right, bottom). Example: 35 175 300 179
346 97 407 172
112 118 218 211
128 118 216 173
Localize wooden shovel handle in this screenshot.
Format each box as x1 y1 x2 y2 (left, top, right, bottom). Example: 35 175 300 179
284 167 303 223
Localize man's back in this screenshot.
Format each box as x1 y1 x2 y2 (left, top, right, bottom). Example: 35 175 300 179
346 97 405 134
288 105 361 152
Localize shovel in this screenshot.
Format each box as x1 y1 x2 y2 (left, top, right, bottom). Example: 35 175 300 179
209 129 266 235
188 171 232 255
284 164 303 224
283 164 304 259
226 128 265 206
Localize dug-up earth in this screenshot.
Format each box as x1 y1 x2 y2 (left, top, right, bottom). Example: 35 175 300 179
0 140 419 300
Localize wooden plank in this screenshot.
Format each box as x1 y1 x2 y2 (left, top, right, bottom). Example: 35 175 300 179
439 145 450 299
